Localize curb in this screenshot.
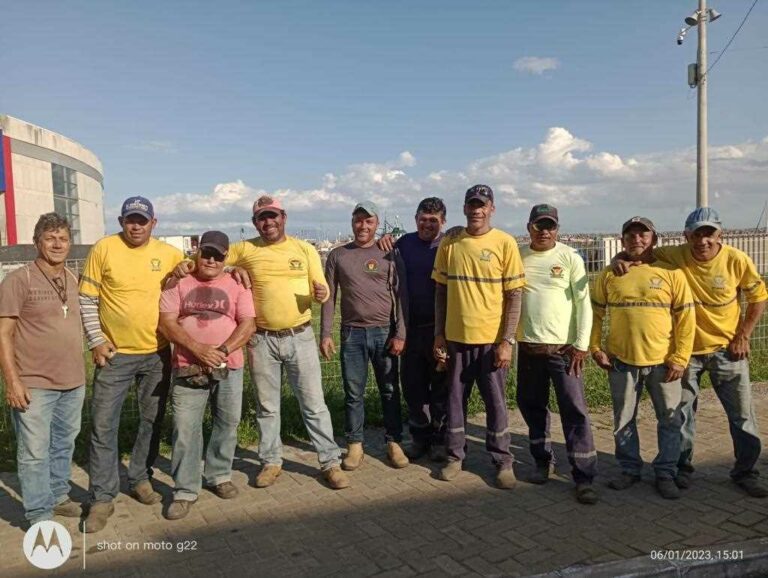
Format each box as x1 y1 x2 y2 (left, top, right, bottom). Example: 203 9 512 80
531 537 768 577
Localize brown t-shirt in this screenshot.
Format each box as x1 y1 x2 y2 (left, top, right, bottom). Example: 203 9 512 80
0 264 85 390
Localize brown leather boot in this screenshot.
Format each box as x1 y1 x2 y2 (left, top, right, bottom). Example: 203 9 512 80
323 466 351 490
387 442 409 469
342 443 364 471
255 464 282 488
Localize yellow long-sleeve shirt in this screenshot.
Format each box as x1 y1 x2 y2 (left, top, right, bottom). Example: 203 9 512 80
590 261 695 367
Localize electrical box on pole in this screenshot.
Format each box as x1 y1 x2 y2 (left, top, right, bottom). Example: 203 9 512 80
688 63 698 87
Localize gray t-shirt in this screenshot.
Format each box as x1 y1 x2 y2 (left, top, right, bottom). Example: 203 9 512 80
321 243 406 340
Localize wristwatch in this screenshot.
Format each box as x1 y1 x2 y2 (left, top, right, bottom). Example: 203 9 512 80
217 344 229 355
503 337 516 346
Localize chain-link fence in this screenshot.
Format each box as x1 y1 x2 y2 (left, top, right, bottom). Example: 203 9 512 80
2 233 768 470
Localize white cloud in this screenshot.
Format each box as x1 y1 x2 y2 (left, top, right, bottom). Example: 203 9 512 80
124 131 768 238
513 56 560 75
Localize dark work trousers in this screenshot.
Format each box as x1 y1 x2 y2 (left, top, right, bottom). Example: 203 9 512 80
516 347 598 483
445 341 513 468
401 325 447 445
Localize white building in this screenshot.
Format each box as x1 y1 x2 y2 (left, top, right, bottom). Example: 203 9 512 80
0 115 105 245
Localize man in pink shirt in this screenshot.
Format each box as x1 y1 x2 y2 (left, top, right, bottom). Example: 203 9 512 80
159 231 255 520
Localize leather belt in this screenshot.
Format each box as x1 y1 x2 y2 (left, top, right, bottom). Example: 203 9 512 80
255 320 312 338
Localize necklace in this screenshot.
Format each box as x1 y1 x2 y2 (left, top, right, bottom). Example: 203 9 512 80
34 261 69 318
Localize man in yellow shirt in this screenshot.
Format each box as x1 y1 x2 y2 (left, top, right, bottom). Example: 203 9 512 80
591 217 695 499
79 196 184 532
613 208 768 498
432 184 525 489
222 196 348 490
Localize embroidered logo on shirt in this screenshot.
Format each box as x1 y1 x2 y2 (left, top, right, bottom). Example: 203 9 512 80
550 265 564 278
289 259 304 270
649 277 663 290
151 258 161 272
364 259 379 273
479 249 492 262
712 275 726 290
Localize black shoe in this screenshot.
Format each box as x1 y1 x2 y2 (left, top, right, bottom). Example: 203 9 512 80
529 462 555 485
575 483 599 505
404 440 429 460
675 470 693 489
736 477 768 498
656 478 681 500
608 472 641 490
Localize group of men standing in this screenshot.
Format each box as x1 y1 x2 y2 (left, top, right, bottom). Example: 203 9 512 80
1 184 766 535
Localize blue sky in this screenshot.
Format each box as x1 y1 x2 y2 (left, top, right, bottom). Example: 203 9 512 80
4 0 768 237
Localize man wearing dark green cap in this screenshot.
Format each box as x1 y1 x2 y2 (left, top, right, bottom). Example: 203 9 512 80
320 201 409 470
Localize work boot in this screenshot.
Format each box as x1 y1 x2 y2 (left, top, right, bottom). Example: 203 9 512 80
387 442 409 469
342 443 364 471
529 462 555 485
575 482 599 505
255 464 282 488
656 478 681 500
131 480 162 505
608 472 641 490
736 477 768 498
404 439 429 460
82 501 114 534
428 444 448 463
496 466 517 490
323 466 351 490
675 470 693 489
208 481 239 499
165 500 196 520
53 499 81 517
439 459 463 481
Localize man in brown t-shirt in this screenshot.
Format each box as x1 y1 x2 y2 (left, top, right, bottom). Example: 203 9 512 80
0 213 85 527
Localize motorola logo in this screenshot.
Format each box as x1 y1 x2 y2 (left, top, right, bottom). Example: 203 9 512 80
23 521 72 569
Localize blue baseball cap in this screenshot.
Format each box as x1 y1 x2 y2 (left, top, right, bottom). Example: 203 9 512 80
121 196 154 220
685 207 722 232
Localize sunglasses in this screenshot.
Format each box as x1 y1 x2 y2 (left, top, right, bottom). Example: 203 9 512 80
531 220 558 232
200 248 226 262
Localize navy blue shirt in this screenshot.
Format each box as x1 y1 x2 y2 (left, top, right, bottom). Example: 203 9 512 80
396 232 442 327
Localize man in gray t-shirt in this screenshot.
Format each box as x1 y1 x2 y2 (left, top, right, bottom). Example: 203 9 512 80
320 201 408 470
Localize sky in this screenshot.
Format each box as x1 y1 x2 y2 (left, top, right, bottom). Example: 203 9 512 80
3 0 768 238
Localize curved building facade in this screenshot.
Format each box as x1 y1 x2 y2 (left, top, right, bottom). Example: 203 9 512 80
0 115 105 245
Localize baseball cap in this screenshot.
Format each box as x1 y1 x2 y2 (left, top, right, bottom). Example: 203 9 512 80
199 230 229 254
121 196 154 220
685 207 722 232
353 201 379 219
621 216 656 234
464 184 494 204
252 195 284 218
529 204 559 225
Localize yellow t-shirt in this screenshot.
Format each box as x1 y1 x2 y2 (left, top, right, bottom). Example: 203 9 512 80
227 236 328 331
655 244 768 354
590 261 695 367
431 228 525 344
80 235 184 354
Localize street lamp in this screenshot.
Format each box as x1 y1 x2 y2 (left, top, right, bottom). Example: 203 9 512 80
677 1 721 208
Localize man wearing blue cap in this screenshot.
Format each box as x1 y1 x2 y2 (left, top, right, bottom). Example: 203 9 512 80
80 196 185 531
614 207 768 497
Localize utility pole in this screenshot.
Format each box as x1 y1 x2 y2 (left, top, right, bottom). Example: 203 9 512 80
678 2 720 208
696 0 708 208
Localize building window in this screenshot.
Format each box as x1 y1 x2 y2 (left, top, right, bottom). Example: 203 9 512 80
52 164 80 243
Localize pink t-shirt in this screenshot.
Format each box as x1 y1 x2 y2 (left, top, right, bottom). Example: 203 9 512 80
160 275 255 369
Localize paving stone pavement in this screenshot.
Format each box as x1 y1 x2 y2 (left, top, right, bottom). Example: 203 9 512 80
2 385 767 577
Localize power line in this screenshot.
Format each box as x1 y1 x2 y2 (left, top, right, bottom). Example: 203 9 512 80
704 0 760 78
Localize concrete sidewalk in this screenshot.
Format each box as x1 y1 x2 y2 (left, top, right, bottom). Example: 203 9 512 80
2 385 767 577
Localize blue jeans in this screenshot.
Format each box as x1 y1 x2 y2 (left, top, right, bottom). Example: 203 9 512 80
89 349 171 503
340 325 402 443
248 328 341 469
171 368 243 501
679 349 762 481
12 386 85 524
608 361 683 480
